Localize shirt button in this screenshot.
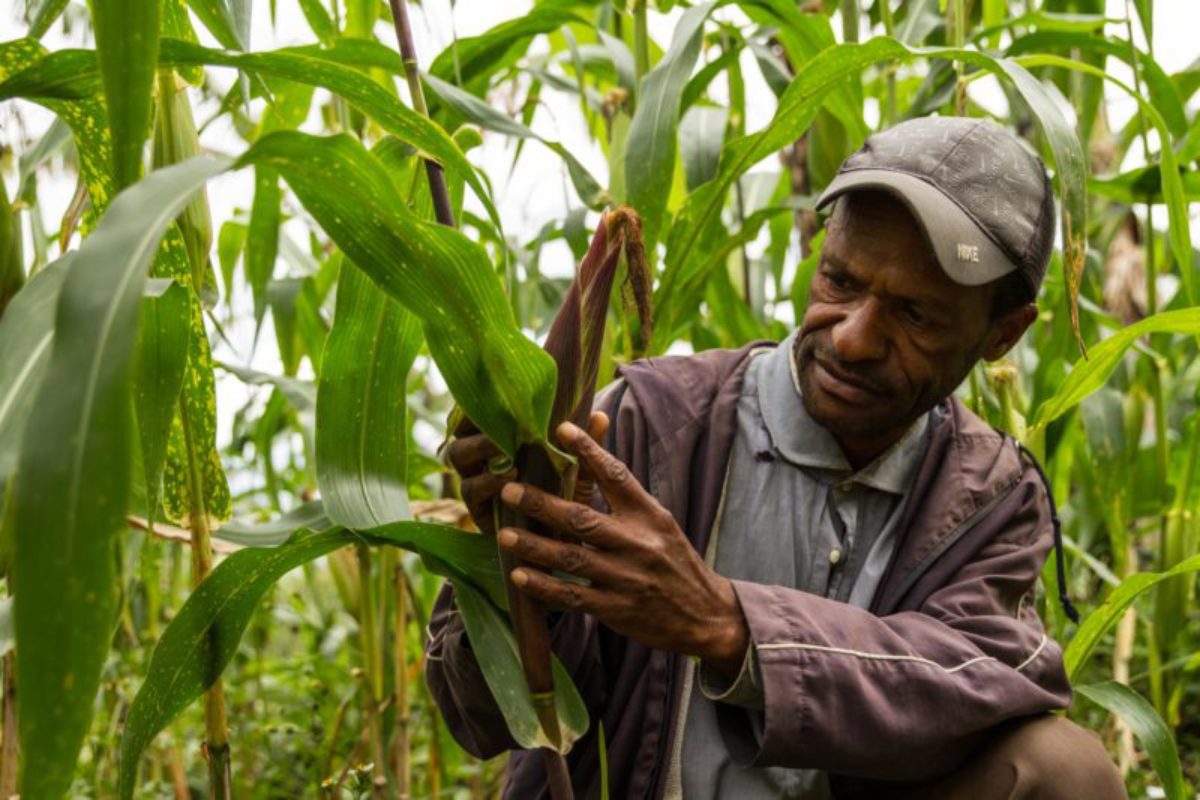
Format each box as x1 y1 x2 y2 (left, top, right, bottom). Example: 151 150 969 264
829 548 842 565
837 482 852 493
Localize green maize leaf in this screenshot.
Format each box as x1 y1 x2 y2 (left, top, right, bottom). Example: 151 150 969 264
0 183 22 316
1010 53 1193 305
1177 113 1200 165
297 0 336 44
679 105 728 191
428 5 587 93
1088 165 1200 205
657 38 1088 354
16 116 70 198
217 361 316 411
92 0 161 188
216 219 246 302
1131 0 1153 51
316 263 422 528
117 527 356 799
214 500 333 546
422 71 607 209
1064 552 1200 681
342 0 374 39
1007 31 1187 138
231 0 252 51
145 94 230 532
736 0 868 146
681 45 740 115
185 0 243 49
153 71 215 296
289 38 405 74
0 39 116 219
0 256 70 487
11 155 224 800
119 520 509 797
1076 682 1187 800
161 295 233 525
625 2 712 256
0 39 504 234
748 38 792 98
162 0 205 85
656 205 789 344
597 29 636 93
133 281 190 526
26 0 70 39
974 11 1112 42
452 575 589 753
1032 308 1200 429
364 522 508 611
246 166 280 323
237 131 556 457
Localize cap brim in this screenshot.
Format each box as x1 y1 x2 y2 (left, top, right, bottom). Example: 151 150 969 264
815 169 1015 287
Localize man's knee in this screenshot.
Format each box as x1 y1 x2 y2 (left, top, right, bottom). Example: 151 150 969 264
981 715 1126 800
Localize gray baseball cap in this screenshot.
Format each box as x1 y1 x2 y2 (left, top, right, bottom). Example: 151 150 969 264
815 116 1055 293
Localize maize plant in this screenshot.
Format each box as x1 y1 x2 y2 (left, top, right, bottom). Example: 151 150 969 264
0 0 1198 798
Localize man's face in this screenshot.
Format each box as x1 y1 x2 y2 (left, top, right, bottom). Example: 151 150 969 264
795 191 1014 453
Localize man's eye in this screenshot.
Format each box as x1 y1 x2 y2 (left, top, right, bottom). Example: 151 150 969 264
902 304 938 329
825 272 852 291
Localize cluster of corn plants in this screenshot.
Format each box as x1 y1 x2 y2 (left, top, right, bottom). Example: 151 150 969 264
0 0 1198 797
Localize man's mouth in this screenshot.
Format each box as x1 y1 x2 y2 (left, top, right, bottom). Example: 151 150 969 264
813 358 884 405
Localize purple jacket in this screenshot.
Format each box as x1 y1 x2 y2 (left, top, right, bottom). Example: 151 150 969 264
426 343 1072 799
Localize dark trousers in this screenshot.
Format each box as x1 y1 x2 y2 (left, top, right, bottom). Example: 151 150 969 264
888 715 1127 799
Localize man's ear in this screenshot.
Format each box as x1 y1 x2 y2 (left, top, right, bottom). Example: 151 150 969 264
982 303 1038 361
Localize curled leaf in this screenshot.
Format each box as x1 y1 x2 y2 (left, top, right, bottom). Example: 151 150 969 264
543 206 652 434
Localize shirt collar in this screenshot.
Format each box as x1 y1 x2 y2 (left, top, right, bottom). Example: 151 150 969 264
756 331 929 495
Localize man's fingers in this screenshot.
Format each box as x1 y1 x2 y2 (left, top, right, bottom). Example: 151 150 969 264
509 566 603 614
586 411 610 447
446 433 503 477
572 411 610 506
499 483 622 548
460 469 516 533
497 527 615 582
556 421 648 512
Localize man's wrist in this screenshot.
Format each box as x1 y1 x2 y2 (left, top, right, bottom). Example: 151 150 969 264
700 578 751 679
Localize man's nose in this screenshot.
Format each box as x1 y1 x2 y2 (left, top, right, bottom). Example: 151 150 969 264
831 300 888 363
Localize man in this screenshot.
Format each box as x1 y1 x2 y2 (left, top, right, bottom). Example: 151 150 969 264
428 117 1126 799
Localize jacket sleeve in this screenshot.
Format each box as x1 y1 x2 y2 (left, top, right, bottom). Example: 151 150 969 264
714 469 1072 782
424 379 641 758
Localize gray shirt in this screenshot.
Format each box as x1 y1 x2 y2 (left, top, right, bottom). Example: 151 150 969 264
665 333 930 799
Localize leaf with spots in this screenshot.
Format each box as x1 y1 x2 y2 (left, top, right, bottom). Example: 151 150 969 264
316 263 422 528
9 156 224 800
92 0 161 188
0 40 504 234
237 131 556 457
0 39 115 219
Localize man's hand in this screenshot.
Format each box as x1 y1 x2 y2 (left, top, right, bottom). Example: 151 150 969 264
446 412 609 534
497 421 750 678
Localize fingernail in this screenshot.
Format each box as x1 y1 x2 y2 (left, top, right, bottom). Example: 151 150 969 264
511 569 528 587
557 421 580 441
500 483 523 504
497 528 518 547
